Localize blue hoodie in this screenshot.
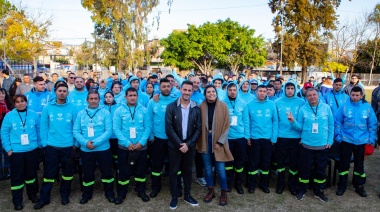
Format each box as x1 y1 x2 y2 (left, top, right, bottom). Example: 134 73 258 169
113 102 152 149
98 87 109 101
1 109 41 153
73 105 112 152
40 99 78 148
223 83 250 140
212 75 226 101
323 90 349 115
291 103 334 147
275 82 305 138
191 89 205 105
113 92 125 104
239 80 255 104
25 88 53 114
247 97 278 143
68 88 88 110
126 76 150 107
334 100 377 145
101 101 120 139
147 94 177 139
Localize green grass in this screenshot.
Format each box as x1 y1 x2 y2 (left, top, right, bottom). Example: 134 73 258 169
1 151 380 211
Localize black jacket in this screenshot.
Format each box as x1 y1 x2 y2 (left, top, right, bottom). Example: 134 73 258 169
165 98 201 149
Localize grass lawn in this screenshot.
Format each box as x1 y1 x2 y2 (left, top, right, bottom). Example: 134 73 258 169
0 150 380 211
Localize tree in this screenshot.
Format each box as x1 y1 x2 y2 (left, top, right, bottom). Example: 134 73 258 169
355 38 380 73
2 9 51 76
73 40 95 69
217 19 266 74
322 61 348 73
367 4 380 85
161 19 266 74
82 0 164 73
0 0 17 72
269 0 341 83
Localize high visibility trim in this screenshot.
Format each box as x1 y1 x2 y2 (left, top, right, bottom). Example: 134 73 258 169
277 167 286 173
177 171 181 175
83 181 95 187
43 178 55 183
11 184 24 190
225 166 233 171
354 172 366 178
338 171 349 176
299 178 309 184
62 175 73 181
152 172 161 176
248 170 258 175
134 177 146 182
261 170 269 175
313 178 326 184
289 169 298 175
118 180 130 185
25 178 36 184
102 178 114 183
235 167 244 173
112 155 118 159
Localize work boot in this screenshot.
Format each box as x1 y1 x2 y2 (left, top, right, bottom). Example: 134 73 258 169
203 187 215 203
355 185 367 197
219 190 228 206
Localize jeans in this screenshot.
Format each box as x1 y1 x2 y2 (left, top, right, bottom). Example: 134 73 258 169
202 133 227 190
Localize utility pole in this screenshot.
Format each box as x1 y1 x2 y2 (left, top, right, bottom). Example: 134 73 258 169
279 0 284 76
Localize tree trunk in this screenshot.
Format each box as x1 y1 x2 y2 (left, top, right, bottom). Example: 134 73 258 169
1 58 14 74
369 29 379 86
118 59 122 73
33 59 38 77
301 66 307 84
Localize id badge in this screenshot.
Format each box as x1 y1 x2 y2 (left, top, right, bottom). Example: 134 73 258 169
87 126 94 137
130 127 136 139
21 134 29 145
312 123 318 134
231 116 238 126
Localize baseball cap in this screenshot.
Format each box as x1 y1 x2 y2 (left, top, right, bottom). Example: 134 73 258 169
303 82 313 89
249 79 258 84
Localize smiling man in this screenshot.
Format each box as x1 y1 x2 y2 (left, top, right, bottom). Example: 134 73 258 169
288 88 334 202
165 81 201 210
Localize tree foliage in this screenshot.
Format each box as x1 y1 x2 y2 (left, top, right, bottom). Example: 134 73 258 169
161 19 266 74
269 0 341 82
82 0 162 72
1 1 51 75
322 61 347 73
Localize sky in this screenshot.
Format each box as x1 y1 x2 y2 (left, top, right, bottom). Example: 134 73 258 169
16 0 380 45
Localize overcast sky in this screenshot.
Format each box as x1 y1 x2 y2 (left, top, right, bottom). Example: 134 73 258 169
17 0 379 45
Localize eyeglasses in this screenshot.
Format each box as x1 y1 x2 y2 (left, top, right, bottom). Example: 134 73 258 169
113 87 121 89
69 77 75 79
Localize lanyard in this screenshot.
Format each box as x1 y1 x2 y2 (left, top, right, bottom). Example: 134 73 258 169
229 99 235 110
127 105 136 121
309 103 319 117
85 109 100 122
332 91 339 108
17 110 27 132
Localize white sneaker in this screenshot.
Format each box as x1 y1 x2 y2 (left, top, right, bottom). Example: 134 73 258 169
195 177 206 186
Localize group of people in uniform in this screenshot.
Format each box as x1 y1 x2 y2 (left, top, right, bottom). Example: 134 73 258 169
0 70 378 211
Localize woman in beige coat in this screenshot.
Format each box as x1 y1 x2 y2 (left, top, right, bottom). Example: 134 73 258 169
196 85 233 206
